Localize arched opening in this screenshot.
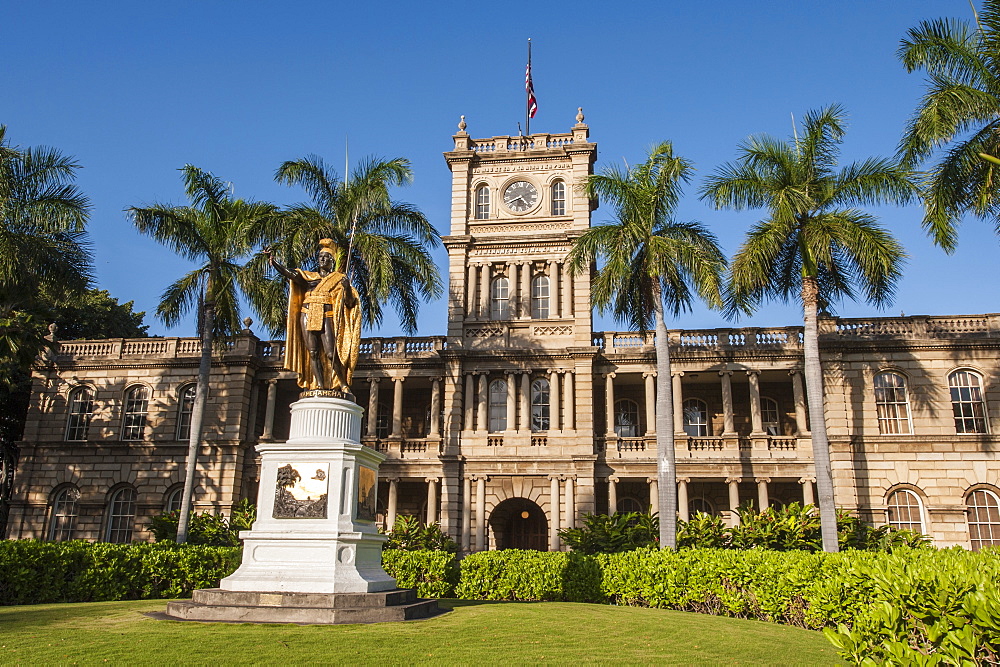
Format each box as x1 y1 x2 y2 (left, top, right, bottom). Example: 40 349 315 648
489 497 548 551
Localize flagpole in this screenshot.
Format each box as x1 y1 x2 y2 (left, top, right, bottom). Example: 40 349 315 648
526 38 532 136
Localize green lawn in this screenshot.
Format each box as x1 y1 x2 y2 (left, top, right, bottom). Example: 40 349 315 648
1 598 840 664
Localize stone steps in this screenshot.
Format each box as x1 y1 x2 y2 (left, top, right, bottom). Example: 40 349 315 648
164 588 441 625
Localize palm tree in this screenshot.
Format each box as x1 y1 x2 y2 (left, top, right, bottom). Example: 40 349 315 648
898 1 1000 250
0 125 93 375
249 155 442 336
701 105 915 552
567 142 726 550
129 165 276 543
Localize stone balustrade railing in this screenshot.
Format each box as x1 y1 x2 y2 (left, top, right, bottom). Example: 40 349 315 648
592 327 804 353
467 133 575 153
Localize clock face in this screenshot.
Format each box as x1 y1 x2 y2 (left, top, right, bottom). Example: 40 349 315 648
502 180 539 213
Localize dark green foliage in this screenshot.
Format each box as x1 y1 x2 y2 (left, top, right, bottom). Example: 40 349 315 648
558 512 659 554
381 549 459 598
383 515 459 553
0 541 241 605
147 506 254 547
43 288 148 340
455 550 603 603
676 512 729 549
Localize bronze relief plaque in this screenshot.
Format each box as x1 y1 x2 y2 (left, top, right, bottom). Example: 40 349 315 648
273 462 329 519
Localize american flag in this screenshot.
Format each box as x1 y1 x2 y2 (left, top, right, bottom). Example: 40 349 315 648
525 62 537 118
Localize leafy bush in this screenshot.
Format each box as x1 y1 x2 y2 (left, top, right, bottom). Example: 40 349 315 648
676 512 729 549
0 541 241 605
381 549 458 598
147 500 258 546
383 515 459 553
558 512 659 554
455 549 602 603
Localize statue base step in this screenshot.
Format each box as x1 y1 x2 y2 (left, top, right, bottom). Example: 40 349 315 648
164 588 441 625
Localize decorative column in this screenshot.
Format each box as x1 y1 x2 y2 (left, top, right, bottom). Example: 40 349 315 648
604 372 616 437
261 378 278 440
643 372 656 435
549 475 561 550
562 260 572 317
462 476 472 551
672 372 685 435
386 477 399 530
720 370 735 435
790 370 809 435
464 373 475 432
521 261 531 318
747 370 763 434
549 260 560 319
467 263 478 319
755 477 770 511
608 475 619 515
677 477 689 521
726 477 742 526
391 377 404 437
647 477 659 516
799 477 816 506
520 372 531 433
429 377 441 436
564 371 575 431
426 477 439 525
479 263 490 319
475 476 488 551
549 370 561 432
564 476 575 530
366 378 380 437
477 374 488 434
508 262 519 318
505 371 517 432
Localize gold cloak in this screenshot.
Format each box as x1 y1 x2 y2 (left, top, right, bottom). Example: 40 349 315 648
284 269 362 392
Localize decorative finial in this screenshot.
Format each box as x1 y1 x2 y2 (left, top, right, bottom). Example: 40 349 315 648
242 317 253 334
458 115 467 132
576 107 585 124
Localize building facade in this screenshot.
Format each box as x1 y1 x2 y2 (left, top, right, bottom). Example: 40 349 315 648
8 117 1000 551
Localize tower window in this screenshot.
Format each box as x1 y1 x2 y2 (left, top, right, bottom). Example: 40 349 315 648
551 181 566 216
531 275 550 319
475 185 490 220
488 379 507 432
531 378 550 432
491 277 510 320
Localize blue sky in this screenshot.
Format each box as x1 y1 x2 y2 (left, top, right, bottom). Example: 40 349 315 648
3 1 995 339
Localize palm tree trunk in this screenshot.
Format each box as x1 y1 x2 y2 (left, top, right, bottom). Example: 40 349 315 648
801 275 838 552
652 284 677 549
176 286 214 544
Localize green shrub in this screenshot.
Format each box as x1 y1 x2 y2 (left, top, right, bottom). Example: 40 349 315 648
455 550 602 603
381 549 458 598
559 512 659 554
383 515 459 553
147 502 257 547
677 512 729 549
0 541 241 605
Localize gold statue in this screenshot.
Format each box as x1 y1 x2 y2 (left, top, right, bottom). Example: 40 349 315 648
266 239 362 393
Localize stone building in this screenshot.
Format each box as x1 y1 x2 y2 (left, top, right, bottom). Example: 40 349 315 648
7 117 1000 551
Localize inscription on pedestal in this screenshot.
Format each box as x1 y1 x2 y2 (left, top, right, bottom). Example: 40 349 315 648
273 462 329 518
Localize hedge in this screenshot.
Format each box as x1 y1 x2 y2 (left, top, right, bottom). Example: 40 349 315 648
381 549 458 598
0 541 241 605
455 549 602 602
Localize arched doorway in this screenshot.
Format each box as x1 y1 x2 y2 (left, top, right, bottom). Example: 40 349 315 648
489 497 548 551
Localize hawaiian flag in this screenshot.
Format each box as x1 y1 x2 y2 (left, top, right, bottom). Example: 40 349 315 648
525 62 538 118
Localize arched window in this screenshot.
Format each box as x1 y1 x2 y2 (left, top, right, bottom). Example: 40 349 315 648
65 386 95 441
550 181 566 216
617 497 643 513
164 486 183 513
121 385 149 441
683 398 709 437
105 486 137 543
531 378 550 432
874 371 912 435
375 402 391 439
490 277 510 320
530 275 550 319
614 399 640 437
474 184 490 220
949 370 989 434
688 497 716 517
488 379 507 432
967 488 1000 551
48 486 80 541
176 384 196 441
761 397 780 436
885 488 925 533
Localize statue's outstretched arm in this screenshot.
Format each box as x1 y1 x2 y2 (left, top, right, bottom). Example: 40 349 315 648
263 248 305 285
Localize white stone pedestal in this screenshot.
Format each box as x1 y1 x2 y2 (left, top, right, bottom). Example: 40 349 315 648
220 396 396 594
